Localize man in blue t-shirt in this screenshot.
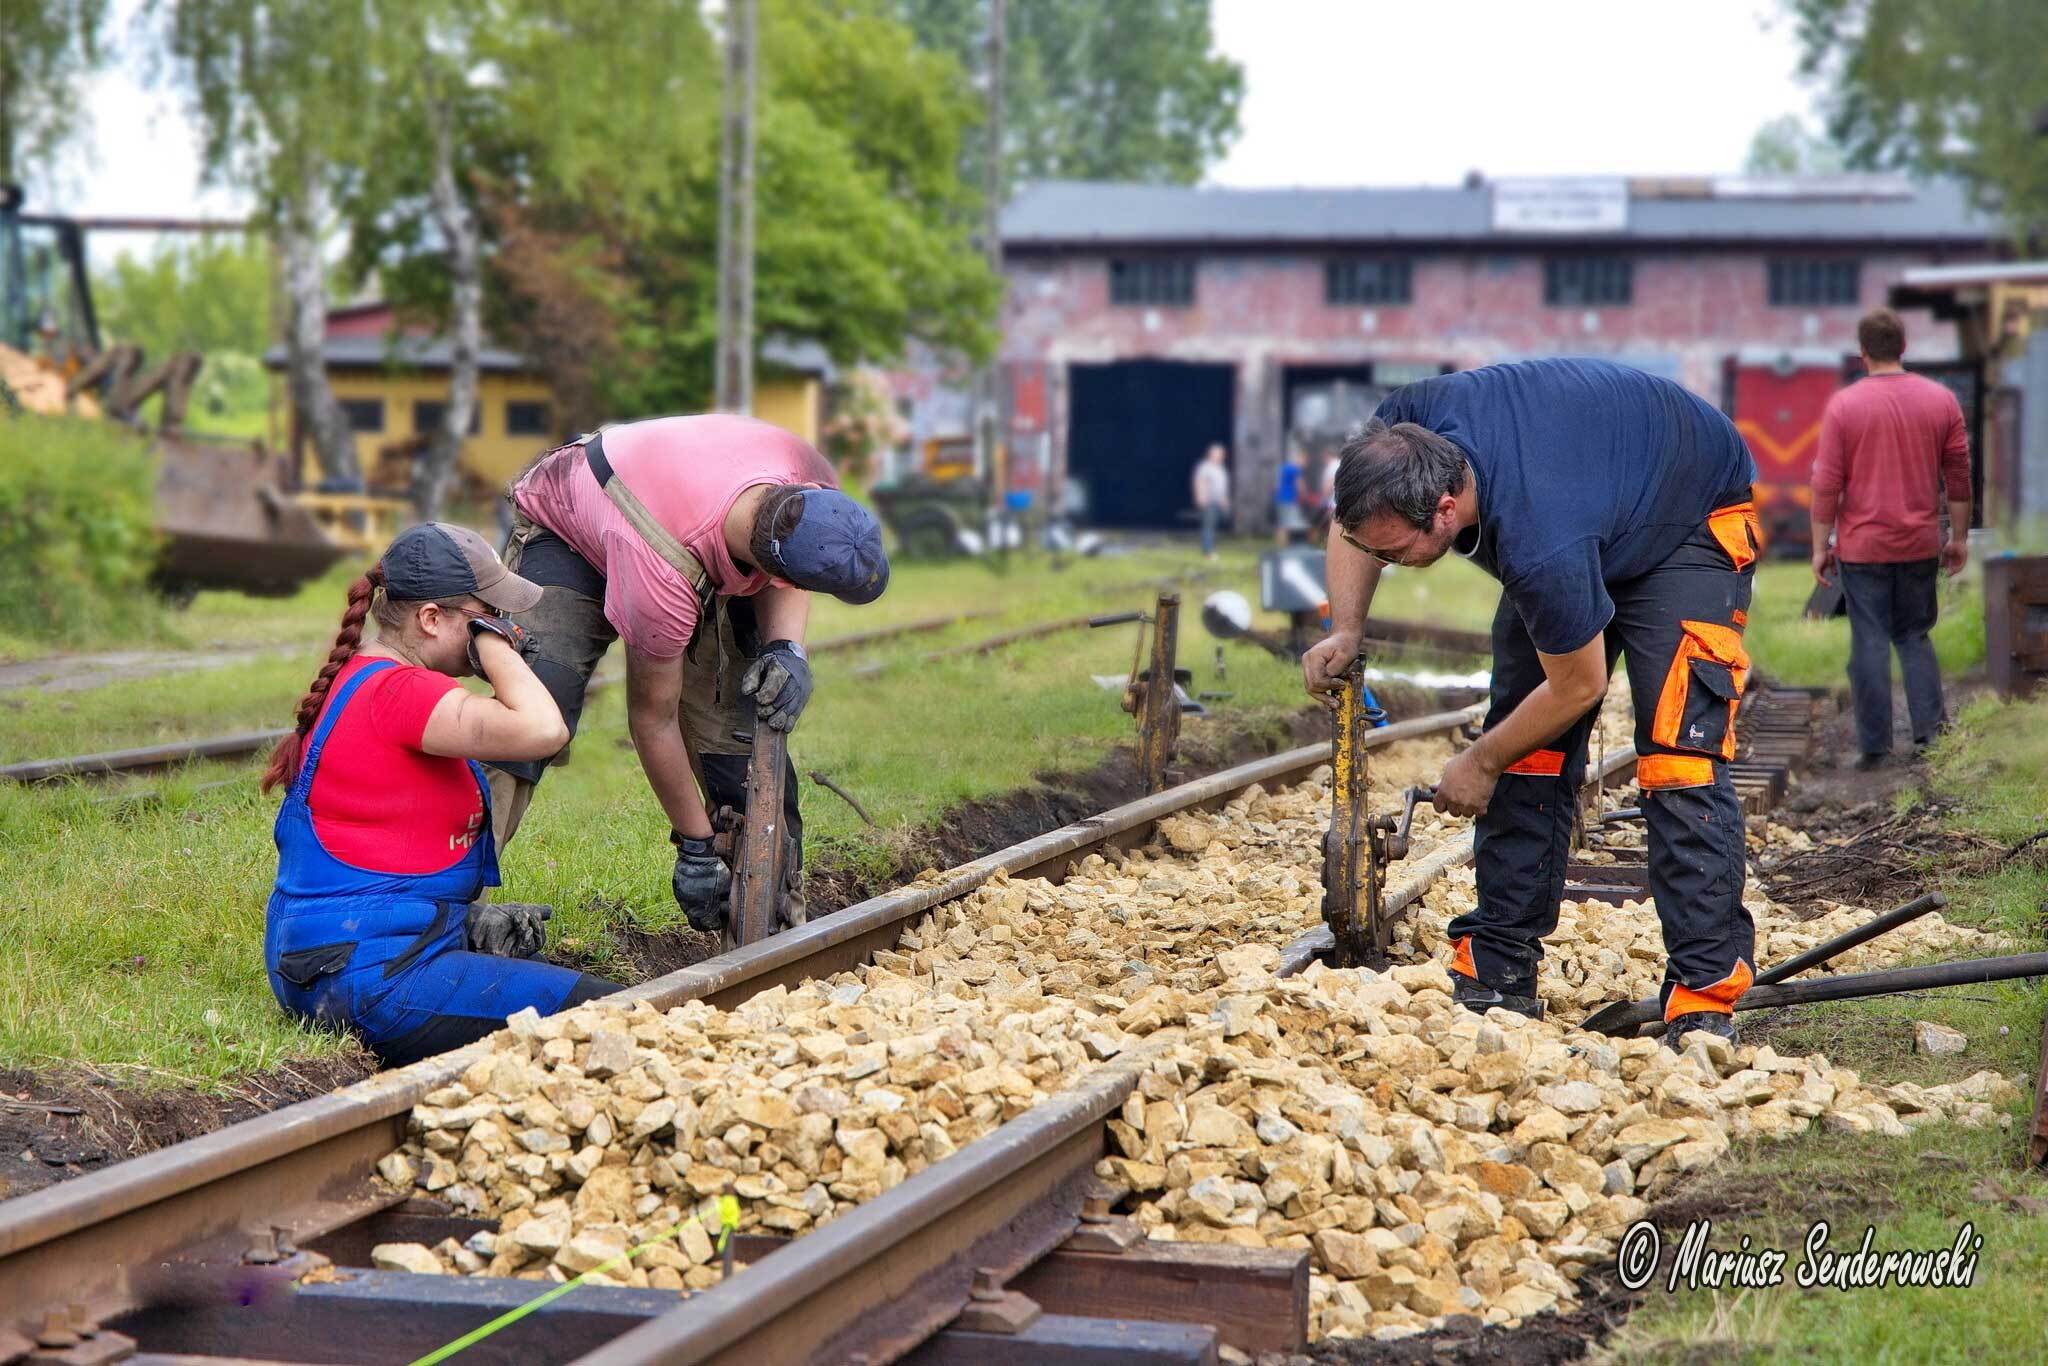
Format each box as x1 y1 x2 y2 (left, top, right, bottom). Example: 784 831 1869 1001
1303 358 1762 1050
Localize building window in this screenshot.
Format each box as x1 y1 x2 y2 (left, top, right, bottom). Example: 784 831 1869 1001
1768 259 1860 306
1325 258 1412 305
505 400 553 436
413 400 480 436
1544 257 1632 307
340 398 385 434
1109 258 1195 307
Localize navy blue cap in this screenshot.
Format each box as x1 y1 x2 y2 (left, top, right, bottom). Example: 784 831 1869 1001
381 522 542 612
772 490 890 604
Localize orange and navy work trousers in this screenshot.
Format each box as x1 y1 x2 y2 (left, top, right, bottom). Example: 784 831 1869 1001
1448 495 1760 1022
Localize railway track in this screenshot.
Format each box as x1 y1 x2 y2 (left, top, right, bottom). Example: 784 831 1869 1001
0 694 1818 1363
0 613 1479 785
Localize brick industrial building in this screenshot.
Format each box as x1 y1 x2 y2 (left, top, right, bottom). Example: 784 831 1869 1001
964 175 2000 544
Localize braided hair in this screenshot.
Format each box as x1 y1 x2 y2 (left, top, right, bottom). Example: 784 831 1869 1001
261 565 384 793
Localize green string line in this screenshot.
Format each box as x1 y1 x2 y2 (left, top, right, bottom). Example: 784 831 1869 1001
406 1195 742 1366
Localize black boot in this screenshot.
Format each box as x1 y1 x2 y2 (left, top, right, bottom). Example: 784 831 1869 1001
1452 974 1546 1021
1663 1010 1737 1051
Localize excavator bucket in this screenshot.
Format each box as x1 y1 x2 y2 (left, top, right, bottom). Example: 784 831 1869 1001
151 433 349 598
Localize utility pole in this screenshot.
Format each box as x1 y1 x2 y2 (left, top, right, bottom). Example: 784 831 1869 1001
715 0 758 414
975 0 1007 507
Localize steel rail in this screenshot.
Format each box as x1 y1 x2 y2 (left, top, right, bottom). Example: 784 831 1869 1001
0 704 1483 1354
580 1054 1156 1366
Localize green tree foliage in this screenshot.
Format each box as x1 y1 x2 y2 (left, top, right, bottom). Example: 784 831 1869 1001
1743 114 1847 176
372 0 997 423
1787 0 2048 240
899 0 1244 187
0 0 111 185
95 235 270 359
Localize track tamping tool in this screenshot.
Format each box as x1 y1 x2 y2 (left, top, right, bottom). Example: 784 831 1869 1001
1322 661 1434 965
710 724 796 950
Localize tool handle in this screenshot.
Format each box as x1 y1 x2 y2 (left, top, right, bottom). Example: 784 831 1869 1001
1754 891 1947 986
1586 946 2048 1037
1088 611 1144 628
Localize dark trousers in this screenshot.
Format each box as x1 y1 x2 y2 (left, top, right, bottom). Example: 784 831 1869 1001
1199 504 1221 555
1838 559 1946 756
1448 503 1759 1021
486 521 803 880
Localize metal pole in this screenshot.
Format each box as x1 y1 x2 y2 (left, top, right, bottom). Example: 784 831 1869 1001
1584 949 2048 1038
714 0 757 413
1139 592 1180 793
973 0 1007 500
1754 891 1948 986
730 726 787 947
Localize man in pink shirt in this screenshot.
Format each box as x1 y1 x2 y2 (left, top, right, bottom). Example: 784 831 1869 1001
492 414 889 933
1810 309 1972 769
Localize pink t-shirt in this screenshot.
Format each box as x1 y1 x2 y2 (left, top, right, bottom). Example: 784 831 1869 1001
513 415 837 658
1811 372 1971 563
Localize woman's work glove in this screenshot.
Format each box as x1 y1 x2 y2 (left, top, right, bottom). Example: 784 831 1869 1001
467 614 542 675
672 834 733 933
467 901 551 958
740 640 813 732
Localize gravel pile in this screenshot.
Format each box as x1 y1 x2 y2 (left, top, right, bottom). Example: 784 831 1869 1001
371 727 2020 1343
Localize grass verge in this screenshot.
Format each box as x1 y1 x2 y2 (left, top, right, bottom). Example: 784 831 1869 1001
1744 560 1984 691
1601 693 2048 1362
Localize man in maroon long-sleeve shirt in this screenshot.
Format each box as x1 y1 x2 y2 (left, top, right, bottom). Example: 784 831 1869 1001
1810 309 1972 768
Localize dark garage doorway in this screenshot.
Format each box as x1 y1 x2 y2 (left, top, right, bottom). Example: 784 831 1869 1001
1067 360 1235 529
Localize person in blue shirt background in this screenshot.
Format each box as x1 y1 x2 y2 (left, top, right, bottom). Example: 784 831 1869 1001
1303 358 1761 1050
1273 445 1308 545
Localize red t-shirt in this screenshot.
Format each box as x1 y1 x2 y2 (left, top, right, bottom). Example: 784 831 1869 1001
1811 372 1971 563
301 656 483 874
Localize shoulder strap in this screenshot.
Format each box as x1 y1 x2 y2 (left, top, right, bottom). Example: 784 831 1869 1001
291 658 401 801
581 430 711 601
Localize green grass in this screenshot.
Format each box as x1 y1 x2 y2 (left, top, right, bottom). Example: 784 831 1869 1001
1744 560 1984 691
1607 693 2048 1363
0 537 1499 1083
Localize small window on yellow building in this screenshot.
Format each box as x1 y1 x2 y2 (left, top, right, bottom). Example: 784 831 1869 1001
506 401 553 437
341 398 385 433
414 400 481 435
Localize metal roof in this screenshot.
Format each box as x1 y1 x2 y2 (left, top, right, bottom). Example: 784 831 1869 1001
1000 177 1999 248
263 333 836 378
262 335 531 373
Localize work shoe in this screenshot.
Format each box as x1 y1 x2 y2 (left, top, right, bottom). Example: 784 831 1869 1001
1452 974 1546 1021
1663 1011 1737 1052
1853 752 1887 772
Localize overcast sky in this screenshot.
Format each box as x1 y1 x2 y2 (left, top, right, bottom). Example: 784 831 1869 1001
48 0 1820 262
1207 0 1813 187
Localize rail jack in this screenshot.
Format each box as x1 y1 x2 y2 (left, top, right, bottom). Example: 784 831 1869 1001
1092 592 1195 794
710 723 794 950
1324 659 1442 967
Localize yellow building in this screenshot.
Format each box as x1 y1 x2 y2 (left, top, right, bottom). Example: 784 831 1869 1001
265 304 828 493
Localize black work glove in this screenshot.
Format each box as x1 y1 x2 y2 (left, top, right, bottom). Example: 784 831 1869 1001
671 834 733 934
739 640 813 732
467 901 551 958
467 614 542 675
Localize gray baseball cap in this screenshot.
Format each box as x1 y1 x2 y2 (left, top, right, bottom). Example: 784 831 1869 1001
381 522 543 612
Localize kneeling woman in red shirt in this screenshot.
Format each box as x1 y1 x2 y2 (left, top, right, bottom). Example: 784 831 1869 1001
261 523 619 1066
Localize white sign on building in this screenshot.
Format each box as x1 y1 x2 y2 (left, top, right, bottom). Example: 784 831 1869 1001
1491 179 1629 233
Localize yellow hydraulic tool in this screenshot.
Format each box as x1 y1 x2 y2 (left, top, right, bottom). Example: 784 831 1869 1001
1321 659 1382 966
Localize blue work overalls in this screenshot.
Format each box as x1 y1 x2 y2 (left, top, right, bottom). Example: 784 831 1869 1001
265 659 590 1066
